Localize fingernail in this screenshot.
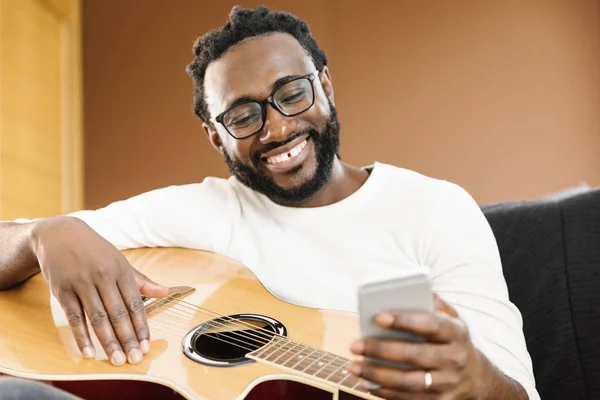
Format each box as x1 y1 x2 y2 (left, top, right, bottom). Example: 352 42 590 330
350 339 365 354
110 351 126 366
377 313 395 327
128 348 143 364
363 380 382 390
82 346 95 359
140 339 150 354
348 362 361 376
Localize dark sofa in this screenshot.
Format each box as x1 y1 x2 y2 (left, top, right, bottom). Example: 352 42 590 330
482 188 600 400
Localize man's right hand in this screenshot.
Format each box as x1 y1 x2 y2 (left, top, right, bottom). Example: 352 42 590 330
30 216 168 366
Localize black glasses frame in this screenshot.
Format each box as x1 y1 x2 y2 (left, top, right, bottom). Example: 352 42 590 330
210 71 318 139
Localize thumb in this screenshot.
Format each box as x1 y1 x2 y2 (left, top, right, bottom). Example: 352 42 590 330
133 270 169 298
433 293 459 318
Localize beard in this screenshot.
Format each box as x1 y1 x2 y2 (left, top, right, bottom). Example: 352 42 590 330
222 102 341 205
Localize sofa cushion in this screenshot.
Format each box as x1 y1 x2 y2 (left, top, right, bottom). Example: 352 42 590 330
481 195 588 400
560 189 600 399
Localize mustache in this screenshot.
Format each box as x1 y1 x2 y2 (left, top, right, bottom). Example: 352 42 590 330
251 129 316 167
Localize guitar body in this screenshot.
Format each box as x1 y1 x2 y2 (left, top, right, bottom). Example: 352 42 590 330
0 248 373 400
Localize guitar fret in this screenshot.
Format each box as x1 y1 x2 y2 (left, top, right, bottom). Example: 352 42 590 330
339 372 362 390
300 350 329 374
284 346 317 369
313 356 336 378
248 338 369 393
270 343 298 364
325 360 350 383
338 371 352 385
254 336 286 359
263 338 295 362
312 354 347 380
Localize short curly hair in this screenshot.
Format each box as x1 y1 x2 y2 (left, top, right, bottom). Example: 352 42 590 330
186 6 328 124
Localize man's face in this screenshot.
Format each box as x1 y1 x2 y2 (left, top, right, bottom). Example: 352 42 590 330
203 33 340 205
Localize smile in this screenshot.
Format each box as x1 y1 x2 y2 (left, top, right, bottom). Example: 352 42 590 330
264 139 308 165
260 136 312 173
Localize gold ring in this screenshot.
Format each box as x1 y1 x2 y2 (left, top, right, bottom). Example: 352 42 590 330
424 371 433 391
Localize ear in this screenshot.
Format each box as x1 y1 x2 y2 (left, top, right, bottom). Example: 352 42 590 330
202 122 224 154
319 66 335 105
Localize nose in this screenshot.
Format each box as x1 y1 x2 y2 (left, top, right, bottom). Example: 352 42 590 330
259 105 295 144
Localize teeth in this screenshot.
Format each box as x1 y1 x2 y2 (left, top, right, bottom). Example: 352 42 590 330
290 145 302 157
266 139 307 165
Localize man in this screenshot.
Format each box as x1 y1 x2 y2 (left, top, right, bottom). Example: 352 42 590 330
0 6 538 400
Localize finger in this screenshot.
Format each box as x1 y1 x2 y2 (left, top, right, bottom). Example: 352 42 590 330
353 338 458 370
75 282 126 366
59 290 95 359
132 269 168 298
96 281 143 365
349 362 451 393
375 311 464 343
118 272 151 354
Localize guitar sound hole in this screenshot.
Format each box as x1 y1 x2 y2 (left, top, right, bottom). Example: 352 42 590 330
182 313 287 367
197 324 275 359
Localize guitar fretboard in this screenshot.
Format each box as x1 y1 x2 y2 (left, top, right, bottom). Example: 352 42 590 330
247 336 369 394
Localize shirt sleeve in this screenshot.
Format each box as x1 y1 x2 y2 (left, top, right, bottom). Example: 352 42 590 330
423 181 540 400
65 177 240 254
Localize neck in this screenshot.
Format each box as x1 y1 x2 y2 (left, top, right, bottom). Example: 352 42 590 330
283 159 370 208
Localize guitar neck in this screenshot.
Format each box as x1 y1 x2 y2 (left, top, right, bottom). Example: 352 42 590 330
247 336 375 399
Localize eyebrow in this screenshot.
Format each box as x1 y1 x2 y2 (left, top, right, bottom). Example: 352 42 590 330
270 74 303 93
222 74 304 112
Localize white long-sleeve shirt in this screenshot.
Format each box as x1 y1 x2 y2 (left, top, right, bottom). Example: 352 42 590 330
60 161 539 399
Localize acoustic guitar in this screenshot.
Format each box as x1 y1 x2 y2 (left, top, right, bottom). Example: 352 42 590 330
0 248 381 400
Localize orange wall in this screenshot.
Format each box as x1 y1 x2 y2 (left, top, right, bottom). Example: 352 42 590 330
83 0 600 209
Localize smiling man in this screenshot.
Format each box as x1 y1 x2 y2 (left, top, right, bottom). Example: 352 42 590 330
0 6 538 400
198 27 351 207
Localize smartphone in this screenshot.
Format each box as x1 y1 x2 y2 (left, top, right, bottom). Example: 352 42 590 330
357 271 433 370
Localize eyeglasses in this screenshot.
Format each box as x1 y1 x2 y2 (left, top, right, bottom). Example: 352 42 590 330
210 71 318 139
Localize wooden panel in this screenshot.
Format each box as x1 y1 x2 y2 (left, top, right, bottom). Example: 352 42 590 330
0 0 82 220
44 0 74 19
63 0 83 214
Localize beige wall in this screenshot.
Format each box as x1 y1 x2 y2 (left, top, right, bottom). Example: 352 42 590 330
83 0 600 210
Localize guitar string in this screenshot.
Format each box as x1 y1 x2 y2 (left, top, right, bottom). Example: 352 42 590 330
150 312 354 382
149 293 329 347
146 315 356 384
151 298 281 344
152 306 349 368
145 293 298 347
145 294 358 371
148 315 257 352
148 292 282 339
139 313 353 377
146 319 361 390
152 297 354 370
149 311 280 353
149 310 351 369
144 300 353 370
151 311 271 347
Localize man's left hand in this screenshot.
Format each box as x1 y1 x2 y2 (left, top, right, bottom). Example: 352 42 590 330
348 295 486 399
